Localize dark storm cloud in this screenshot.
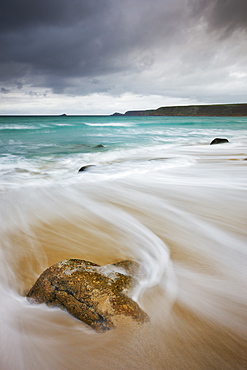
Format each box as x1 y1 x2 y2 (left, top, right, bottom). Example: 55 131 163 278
0 0 246 97
0 0 190 90
0 0 112 81
0 0 103 30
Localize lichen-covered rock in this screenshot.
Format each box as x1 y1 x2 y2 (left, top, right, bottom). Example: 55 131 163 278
210 138 229 145
27 259 149 332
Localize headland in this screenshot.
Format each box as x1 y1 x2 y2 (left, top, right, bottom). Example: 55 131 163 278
112 103 247 117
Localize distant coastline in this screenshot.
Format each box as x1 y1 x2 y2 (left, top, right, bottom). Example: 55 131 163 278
1 103 247 117
112 103 247 117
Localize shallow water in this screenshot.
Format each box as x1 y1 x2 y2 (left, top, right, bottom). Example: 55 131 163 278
0 116 247 369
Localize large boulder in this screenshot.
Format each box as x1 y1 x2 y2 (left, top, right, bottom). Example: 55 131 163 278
27 259 149 332
210 138 229 145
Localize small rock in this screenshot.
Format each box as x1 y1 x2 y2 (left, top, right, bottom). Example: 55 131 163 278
27 259 149 333
210 138 229 145
94 144 104 148
78 164 95 172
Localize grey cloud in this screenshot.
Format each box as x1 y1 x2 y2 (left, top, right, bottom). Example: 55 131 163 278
191 0 247 35
1 87 10 94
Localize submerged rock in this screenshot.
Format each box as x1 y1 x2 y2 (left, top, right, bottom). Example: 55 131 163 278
27 259 149 332
210 138 229 145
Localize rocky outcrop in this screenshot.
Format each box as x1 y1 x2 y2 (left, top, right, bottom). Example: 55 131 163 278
27 259 149 333
210 138 229 145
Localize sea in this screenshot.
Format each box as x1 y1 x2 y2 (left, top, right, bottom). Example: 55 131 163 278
0 115 247 369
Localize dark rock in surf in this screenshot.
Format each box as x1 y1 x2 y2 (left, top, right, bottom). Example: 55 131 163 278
210 138 229 145
148 157 169 161
26 259 149 333
94 144 104 148
78 164 95 172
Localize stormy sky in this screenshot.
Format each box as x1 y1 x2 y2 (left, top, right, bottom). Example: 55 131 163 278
0 0 246 114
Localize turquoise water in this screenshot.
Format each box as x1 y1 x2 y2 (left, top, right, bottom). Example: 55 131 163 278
1 115 247 187
0 115 247 369
1 116 246 157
